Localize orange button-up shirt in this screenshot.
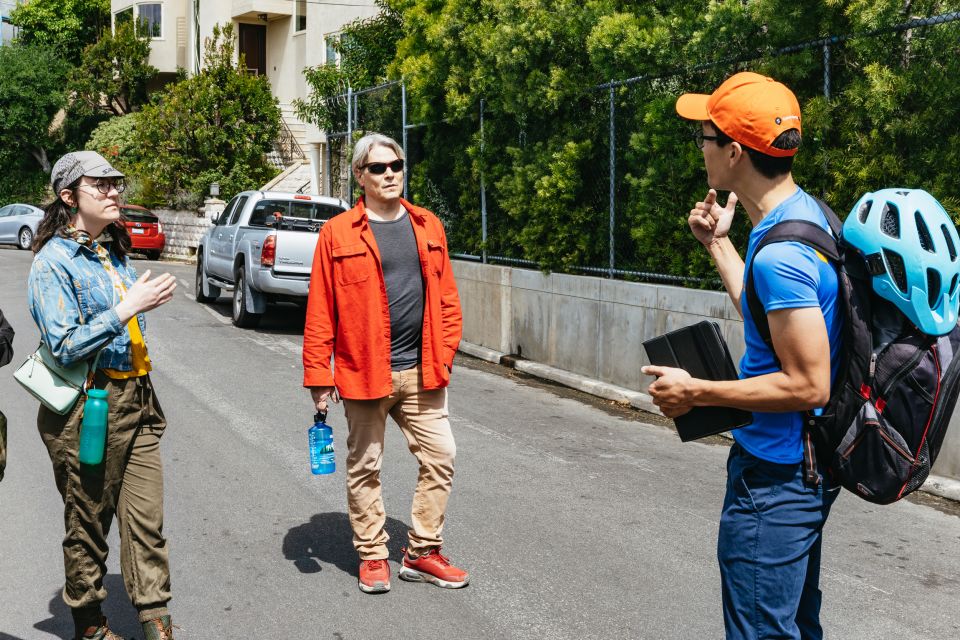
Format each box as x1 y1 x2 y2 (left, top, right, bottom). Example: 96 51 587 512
302 198 462 399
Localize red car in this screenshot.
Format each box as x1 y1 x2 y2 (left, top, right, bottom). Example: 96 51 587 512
121 204 165 260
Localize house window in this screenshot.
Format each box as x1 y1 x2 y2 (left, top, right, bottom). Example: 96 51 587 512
137 3 162 38
325 34 339 65
296 0 307 32
115 7 134 29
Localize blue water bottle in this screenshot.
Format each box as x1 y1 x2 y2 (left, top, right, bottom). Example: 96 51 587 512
78 389 109 465
308 411 335 475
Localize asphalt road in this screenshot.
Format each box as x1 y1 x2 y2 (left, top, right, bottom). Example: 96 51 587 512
1 245 959 640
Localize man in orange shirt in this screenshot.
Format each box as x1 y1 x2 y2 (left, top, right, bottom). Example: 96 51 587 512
303 133 468 594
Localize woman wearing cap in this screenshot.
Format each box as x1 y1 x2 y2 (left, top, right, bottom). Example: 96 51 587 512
27 151 178 640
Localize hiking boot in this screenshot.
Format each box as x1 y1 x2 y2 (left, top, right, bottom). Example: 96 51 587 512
358 558 391 594
399 547 470 588
142 615 175 640
76 617 125 640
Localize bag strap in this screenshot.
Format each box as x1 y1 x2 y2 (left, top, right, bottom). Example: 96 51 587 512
742 197 841 487
85 348 105 391
744 198 841 352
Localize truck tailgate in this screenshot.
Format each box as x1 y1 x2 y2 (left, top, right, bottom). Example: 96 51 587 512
272 228 320 277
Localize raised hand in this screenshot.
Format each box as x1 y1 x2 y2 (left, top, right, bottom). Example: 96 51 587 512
116 269 178 322
688 189 738 247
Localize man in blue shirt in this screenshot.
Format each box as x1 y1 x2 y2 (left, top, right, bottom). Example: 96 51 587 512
643 72 842 639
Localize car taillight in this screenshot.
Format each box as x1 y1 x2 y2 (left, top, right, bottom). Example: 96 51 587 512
156 221 163 234
261 234 276 267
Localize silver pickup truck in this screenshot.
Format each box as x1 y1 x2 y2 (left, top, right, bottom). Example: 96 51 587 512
194 190 350 327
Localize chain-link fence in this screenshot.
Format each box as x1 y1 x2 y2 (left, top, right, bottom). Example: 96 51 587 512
318 11 960 286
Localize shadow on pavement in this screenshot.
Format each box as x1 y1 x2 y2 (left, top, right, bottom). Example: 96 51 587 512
200 299 307 337
282 512 410 577
32 574 140 639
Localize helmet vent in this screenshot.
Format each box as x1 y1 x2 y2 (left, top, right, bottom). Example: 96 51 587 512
950 273 958 296
916 211 935 253
858 200 872 223
883 249 908 293
881 203 900 238
941 224 957 261
927 269 941 309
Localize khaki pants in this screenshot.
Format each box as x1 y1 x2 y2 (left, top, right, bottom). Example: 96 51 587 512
38 372 170 625
343 366 456 560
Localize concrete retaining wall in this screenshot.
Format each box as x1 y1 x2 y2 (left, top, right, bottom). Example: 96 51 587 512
452 260 960 483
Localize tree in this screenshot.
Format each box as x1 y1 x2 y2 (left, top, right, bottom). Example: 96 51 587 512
294 0 402 132
132 24 281 206
9 0 109 64
69 21 158 117
0 44 71 174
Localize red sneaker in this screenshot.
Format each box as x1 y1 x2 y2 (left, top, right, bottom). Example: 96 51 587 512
358 559 391 594
399 547 470 588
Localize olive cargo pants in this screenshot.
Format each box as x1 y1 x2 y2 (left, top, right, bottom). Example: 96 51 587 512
38 372 171 624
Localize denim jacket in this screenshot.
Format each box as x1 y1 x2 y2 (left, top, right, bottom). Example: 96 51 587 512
27 236 146 370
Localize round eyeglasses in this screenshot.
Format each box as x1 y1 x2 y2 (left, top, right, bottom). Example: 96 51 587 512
81 179 126 195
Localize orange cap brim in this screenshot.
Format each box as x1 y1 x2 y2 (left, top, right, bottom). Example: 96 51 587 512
676 93 711 121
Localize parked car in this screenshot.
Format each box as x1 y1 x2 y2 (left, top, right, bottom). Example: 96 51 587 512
195 191 350 327
0 203 43 250
121 204 165 260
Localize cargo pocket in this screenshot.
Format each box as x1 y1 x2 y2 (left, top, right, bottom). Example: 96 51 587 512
332 243 370 286
834 401 916 502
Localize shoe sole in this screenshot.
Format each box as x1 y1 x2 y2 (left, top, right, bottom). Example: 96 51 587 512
398 565 470 589
358 579 390 594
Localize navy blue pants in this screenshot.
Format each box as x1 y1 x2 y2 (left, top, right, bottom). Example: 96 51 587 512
718 443 839 640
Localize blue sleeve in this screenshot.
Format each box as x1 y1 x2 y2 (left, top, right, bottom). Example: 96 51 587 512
27 257 124 367
753 242 822 313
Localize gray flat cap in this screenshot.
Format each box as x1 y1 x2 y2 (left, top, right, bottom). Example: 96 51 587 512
51 151 124 194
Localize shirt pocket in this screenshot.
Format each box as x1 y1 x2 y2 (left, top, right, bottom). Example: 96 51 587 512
74 275 113 318
332 243 370 286
426 240 445 277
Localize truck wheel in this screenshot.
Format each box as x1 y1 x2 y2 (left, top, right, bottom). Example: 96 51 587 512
195 255 219 303
232 267 261 328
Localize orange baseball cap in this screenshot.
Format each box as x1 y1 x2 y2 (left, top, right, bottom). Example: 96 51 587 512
676 72 801 158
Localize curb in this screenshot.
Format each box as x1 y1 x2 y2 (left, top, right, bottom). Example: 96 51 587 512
457 340 960 504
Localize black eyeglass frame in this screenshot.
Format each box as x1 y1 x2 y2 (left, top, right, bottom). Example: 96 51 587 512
692 130 720 150
361 159 405 175
80 178 127 195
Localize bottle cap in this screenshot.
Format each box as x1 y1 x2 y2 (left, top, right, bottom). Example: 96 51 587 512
87 389 108 399
314 410 327 424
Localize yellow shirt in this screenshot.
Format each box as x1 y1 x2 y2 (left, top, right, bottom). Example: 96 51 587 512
103 315 152 379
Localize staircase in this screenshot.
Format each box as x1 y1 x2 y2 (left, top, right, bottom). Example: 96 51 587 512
263 104 318 193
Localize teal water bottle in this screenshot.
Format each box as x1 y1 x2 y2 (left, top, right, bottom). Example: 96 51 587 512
308 411 335 475
78 389 109 465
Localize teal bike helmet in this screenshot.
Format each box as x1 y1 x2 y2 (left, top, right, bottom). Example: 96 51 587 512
843 188 960 336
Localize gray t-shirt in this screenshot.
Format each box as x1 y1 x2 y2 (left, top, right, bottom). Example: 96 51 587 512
369 212 424 371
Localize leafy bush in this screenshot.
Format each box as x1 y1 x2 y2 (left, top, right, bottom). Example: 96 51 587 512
299 1 960 281
132 23 281 207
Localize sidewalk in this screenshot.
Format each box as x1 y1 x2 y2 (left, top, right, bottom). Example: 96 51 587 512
457 340 960 503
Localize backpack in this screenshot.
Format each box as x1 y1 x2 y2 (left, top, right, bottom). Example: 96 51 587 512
744 198 960 504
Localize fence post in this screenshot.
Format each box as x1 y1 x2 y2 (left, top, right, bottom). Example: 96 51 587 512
324 139 332 197
822 43 832 99
608 83 616 279
480 98 488 264
347 86 353 204
402 81 409 201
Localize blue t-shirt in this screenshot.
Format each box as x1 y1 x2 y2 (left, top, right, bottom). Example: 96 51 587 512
735 187 843 464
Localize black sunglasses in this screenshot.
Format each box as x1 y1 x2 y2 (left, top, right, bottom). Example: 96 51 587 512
692 129 720 150
362 159 404 175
